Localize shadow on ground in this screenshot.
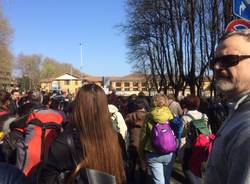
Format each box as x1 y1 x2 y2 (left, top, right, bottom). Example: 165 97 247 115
127 160 186 184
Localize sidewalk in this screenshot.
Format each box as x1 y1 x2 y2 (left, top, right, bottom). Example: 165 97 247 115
128 161 185 184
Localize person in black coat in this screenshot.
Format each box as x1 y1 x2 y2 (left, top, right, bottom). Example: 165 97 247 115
39 84 126 184
0 163 27 184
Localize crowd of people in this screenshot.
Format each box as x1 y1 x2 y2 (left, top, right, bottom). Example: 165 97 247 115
0 29 250 184
0 83 227 184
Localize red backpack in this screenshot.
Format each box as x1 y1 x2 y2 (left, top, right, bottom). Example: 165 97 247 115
188 133 215 177
3 109 63 175
185 113 215 177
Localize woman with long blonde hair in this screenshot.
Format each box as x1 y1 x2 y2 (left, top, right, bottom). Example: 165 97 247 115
39 84 126 184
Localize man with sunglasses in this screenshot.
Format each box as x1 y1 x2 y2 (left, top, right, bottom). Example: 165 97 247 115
205 29 250 184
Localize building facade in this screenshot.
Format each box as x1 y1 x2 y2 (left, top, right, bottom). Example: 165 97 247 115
40 73 82 94
40 73 148 95
40 73 212 97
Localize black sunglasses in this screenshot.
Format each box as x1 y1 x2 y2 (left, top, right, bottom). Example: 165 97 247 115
209 55 250 69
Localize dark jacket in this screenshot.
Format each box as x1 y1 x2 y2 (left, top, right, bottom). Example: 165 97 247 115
205 93 250 184
39 126 119 184
39 126 82 183
125 110 147 148
9 99 18 116
0 163 27 184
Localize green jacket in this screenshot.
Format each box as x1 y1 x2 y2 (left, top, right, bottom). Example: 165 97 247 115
139 106 173 158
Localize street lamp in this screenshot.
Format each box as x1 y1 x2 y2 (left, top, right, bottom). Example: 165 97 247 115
80 42 83 86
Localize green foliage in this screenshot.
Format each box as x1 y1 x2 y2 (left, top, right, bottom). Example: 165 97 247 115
15 54 82 91
40 58 58 79
16 76 32 92
0 8 13 74
39 58 82 80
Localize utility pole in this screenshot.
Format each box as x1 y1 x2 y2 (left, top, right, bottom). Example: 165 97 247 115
80 42 83 69
80 42 83 86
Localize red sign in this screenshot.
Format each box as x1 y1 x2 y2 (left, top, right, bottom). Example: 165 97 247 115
225 19 250 31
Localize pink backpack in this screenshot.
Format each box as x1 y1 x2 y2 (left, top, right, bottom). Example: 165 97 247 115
152 121 177 153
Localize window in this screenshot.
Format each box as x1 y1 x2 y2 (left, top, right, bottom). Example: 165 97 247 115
124 88 130 91
133 82 139 87
116 82 121 87
64 80 70 85
133 88 138 91
75 81 78 85
116 88 121 91
141 82 147 87
124 82 130 87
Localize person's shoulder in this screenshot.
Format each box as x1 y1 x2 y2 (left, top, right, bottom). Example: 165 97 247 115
56 125 77 144
172 100 180 105
181 113 192 122
144 112 153 123
182 110 202 121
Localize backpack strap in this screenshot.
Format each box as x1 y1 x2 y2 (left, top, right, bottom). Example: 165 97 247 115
201 114 205 119
65 131 78 167
185 113 204 121
64 130 116 184
65 130 90 184
28 118 61 160
168 100 174 107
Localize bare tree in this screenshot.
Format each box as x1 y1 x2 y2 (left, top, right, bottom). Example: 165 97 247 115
123 0 232 97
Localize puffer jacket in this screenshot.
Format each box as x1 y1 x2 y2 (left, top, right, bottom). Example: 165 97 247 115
139 106 173 157
108 104 128 139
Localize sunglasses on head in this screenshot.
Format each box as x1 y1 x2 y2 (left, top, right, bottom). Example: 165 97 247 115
209 55 250 69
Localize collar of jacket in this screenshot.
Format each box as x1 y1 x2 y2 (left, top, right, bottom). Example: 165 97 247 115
226 91 250 111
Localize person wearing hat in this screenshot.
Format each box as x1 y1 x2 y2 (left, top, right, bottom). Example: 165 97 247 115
205 29 250 183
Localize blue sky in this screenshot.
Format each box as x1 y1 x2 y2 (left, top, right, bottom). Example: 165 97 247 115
2 0 133 77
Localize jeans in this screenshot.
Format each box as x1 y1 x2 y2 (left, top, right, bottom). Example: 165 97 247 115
145 152 175 184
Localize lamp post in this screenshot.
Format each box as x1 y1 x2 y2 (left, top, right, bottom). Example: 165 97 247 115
80 42 83 85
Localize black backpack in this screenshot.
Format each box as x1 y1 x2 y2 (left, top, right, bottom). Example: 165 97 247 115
56 132 117 184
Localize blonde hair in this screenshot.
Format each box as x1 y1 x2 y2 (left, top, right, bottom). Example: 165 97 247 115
152 93 168 107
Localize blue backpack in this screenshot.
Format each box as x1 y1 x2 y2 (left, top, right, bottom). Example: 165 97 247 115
170 116 184 140
152 121 177 153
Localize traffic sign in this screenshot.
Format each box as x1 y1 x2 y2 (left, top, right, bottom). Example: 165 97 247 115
233 0 250 21
225 19 250 31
